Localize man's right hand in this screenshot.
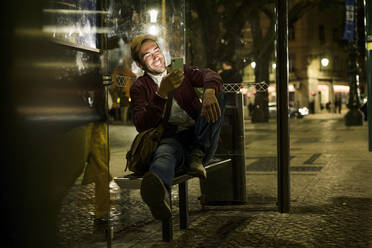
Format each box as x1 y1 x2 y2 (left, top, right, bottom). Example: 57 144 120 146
157 69 184 98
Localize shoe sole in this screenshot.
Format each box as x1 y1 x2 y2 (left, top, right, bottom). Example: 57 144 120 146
187 168 207 179
140 172 171 221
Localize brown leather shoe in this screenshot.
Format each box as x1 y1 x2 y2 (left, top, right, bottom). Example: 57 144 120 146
140 172 171 221
187 149 207 179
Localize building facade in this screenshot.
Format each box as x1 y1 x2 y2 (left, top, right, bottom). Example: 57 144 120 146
288 4 349 113
241 2 352 114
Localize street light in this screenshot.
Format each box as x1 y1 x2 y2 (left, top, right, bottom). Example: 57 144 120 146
321 58 329 67
148 24 160 35
149 9 158 23
251 61 256 69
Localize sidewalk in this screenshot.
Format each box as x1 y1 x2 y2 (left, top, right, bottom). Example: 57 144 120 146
304 109 348 120
57 113 372 248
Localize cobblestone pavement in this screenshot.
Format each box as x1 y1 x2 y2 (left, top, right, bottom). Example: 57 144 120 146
57 113 372 248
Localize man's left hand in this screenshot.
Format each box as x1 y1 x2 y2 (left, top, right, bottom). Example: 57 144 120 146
201 89 221 123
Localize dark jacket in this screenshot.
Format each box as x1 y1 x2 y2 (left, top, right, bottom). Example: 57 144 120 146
130 64 223 132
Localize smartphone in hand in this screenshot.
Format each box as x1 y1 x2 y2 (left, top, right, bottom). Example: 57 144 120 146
171 57 184 71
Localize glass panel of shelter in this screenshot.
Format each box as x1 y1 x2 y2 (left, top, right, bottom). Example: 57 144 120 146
104 0 186 246
240 7 278 209
42 0 112 247
48 0 282 246
104 2 280 245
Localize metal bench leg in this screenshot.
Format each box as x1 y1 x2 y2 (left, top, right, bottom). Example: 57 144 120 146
162 190 173 241
179 181 189 229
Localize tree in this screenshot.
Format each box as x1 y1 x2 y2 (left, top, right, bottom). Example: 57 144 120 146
187 0 338 122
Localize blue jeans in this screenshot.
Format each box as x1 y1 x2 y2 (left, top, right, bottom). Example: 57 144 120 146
149 91 225 190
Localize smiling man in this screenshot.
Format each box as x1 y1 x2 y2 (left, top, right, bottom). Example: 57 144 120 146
129 34 225 221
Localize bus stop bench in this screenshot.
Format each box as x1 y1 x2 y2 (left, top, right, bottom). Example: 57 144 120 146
114 158 232 242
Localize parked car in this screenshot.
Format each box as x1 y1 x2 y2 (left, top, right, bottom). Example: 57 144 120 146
268 102 309 119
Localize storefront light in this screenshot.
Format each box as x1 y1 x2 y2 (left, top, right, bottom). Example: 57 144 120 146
318 84 329 91
333 85 349 93
240 87 248 94
272 63 276 69
268 86 275 93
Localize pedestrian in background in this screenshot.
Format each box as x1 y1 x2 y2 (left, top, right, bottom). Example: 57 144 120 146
335 95 342 114
112 59 136 124
219 60 242 85
361 100 368 121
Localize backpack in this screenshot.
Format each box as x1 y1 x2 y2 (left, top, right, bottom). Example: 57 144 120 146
125 94 173 175
125 123 165 175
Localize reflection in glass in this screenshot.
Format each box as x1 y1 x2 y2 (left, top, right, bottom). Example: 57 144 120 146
43 0 109 49
44 0 187 246
105 0 185 75
104 0 186 246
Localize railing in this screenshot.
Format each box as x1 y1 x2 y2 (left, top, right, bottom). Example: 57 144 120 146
223 81 269 93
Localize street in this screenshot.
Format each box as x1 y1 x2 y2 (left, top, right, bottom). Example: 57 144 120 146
57 112 372 247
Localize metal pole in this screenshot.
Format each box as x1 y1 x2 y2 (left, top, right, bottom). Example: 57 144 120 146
345 0 363 126
162 0 167 39
366 0 372 151
276 0 290 213
98 0 113 246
